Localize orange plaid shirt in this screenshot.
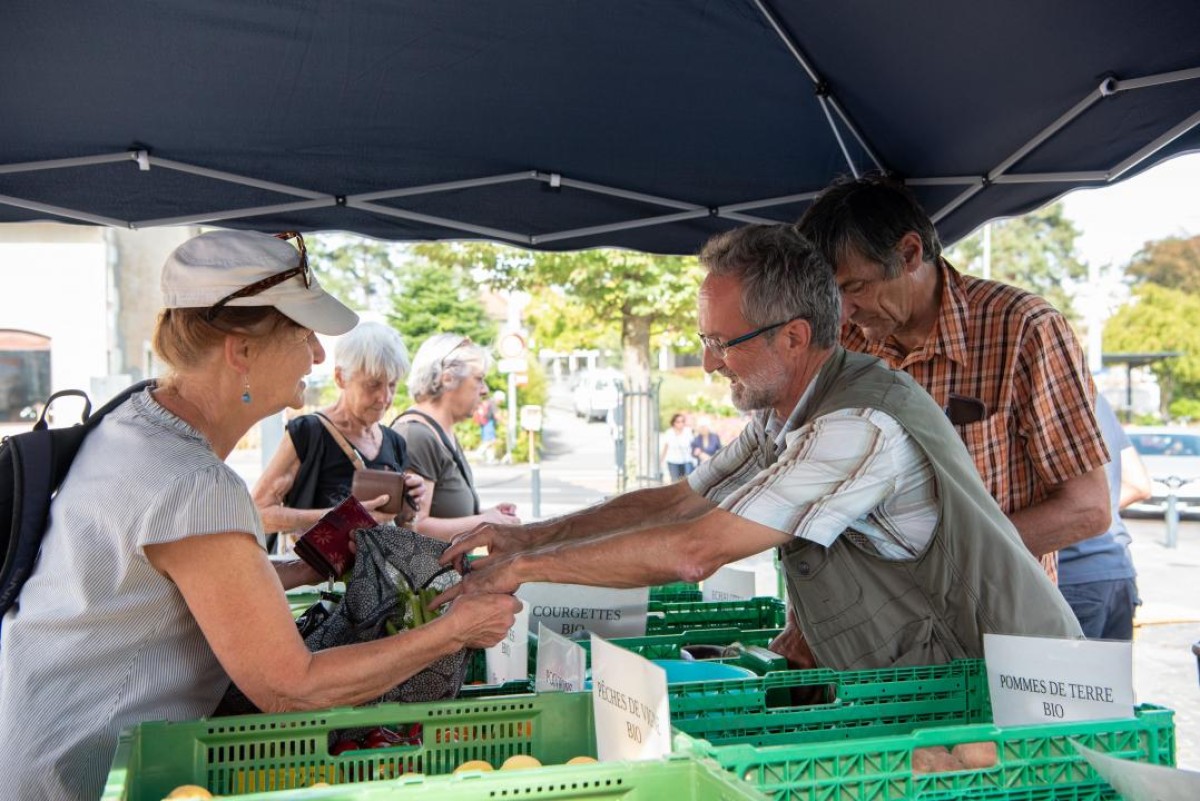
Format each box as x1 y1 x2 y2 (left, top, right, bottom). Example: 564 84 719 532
842 260 1109 582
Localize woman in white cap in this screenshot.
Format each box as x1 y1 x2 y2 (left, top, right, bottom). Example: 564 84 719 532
392 333 520 540
253 321 417 547
0 230 520 801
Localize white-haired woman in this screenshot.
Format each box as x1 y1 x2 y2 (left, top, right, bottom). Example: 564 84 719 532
0 232 519 800
392 333 519 541
254 321 423 536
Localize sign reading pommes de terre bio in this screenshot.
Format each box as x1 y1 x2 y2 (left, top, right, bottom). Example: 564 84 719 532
983 633 1134 727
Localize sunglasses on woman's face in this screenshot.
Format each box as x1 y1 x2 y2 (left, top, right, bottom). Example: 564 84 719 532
204 232 310 322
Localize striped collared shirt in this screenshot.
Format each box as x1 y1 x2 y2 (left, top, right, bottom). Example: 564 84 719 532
689 377 938 560
842 259 1109 582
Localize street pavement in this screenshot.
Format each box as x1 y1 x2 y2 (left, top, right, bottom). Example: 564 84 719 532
226 384 1200 768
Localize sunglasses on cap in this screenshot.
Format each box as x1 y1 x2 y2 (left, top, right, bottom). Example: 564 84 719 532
204 232 311 322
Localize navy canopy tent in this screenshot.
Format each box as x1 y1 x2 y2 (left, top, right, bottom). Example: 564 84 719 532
1 1 1198 254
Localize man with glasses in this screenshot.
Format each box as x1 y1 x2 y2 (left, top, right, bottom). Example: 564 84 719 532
439 224 1081 671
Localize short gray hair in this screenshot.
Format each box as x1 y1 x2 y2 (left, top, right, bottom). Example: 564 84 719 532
334 322 410 383
699 224 841 348
407 333 491 402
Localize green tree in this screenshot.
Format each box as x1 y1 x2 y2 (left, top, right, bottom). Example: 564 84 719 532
413 242 704 390
309 234 407 313
1126 234 1200 293
944 203 1086 320
1103 283 1200 413
387 261 497 352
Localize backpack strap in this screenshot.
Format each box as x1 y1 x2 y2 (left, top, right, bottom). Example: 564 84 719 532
0 379 153 616
312 412 367 471
392 409 480 515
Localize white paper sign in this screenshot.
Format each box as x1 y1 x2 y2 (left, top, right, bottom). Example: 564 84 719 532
517 583 649 639
702 565 757 601
534 622 588 692
485 600 530 684
983 633 1135 727
590 635 670 762
1073 739 1200 801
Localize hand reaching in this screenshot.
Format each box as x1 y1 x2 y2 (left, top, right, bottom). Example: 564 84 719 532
440 591 523 649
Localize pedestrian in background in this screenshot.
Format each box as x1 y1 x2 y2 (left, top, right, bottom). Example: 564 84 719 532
691 416 722 464
1057 394 1152 639
661 411 695 481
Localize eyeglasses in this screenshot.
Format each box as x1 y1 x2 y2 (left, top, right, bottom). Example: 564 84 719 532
698 318 796 359
440 336 473 364
205 232 311 321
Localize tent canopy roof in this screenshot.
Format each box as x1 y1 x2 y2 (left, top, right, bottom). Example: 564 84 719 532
2 1 1198 254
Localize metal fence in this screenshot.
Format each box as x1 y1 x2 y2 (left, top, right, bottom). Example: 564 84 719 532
613 378 662 493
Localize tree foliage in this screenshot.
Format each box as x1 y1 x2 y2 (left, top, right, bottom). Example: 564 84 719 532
1103 283 1200 410
309 235 407 313
310 234 498 364
944 202 1086 320
1126 234 1200 293
412 242 705 388
387 260 497 351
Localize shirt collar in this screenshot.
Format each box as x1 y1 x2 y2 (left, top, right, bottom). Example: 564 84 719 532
847 258 970 367
763 366 821 449
933 258 971 367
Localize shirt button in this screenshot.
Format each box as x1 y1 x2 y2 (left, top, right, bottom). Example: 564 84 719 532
796 561 811 576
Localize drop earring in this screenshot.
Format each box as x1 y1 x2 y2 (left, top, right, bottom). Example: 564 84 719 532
241 375 252 404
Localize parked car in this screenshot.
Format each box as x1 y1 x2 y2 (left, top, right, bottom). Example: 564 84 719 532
572 369 621 422
1123 427 1200 517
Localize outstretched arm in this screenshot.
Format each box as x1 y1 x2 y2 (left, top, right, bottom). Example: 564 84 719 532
440 479 715 570
435 507 787 603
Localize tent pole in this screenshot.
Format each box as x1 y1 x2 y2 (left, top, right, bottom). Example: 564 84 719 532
351 172 537 202
348 200 532 245
148 156 327 199
0 193 128 227
134 198 337 229
0 151 135 175
750 0 885 175
818 97 860 177
532 209 711 245
1107 109 1200 182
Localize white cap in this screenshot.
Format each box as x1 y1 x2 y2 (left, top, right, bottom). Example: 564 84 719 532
161 230 358 336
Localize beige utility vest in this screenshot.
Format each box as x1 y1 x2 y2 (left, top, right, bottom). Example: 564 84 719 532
778 348 1082 670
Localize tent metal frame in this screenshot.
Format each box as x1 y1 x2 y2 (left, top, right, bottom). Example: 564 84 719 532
0 28 1196 248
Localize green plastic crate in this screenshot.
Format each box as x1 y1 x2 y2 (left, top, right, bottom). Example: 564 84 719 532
526 627 787 674
284 756 770 801
649 581 704 603
676 704 1175 801
105 691 599 800
668 659 992 745
465 599 785 683
647 597 786 634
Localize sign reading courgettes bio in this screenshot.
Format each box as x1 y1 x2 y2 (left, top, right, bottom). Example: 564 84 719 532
983 633 1134 727
517 583 649 639
590 635 670 762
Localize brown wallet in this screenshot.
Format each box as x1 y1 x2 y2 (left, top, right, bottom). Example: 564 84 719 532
351 468 409 516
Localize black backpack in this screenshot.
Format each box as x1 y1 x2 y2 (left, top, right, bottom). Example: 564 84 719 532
0 380 153 616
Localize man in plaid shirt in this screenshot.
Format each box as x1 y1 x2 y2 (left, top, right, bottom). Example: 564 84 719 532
799 175 1111 582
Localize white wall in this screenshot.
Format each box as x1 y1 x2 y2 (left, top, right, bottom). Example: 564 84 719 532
0 240 110 396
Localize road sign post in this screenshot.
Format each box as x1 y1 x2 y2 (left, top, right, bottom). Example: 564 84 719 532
497 332 527 458
521 405 543 518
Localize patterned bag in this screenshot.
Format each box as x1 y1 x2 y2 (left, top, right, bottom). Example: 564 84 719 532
215 525 470 715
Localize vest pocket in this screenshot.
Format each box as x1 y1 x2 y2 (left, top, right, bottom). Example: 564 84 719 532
779 540 865 626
